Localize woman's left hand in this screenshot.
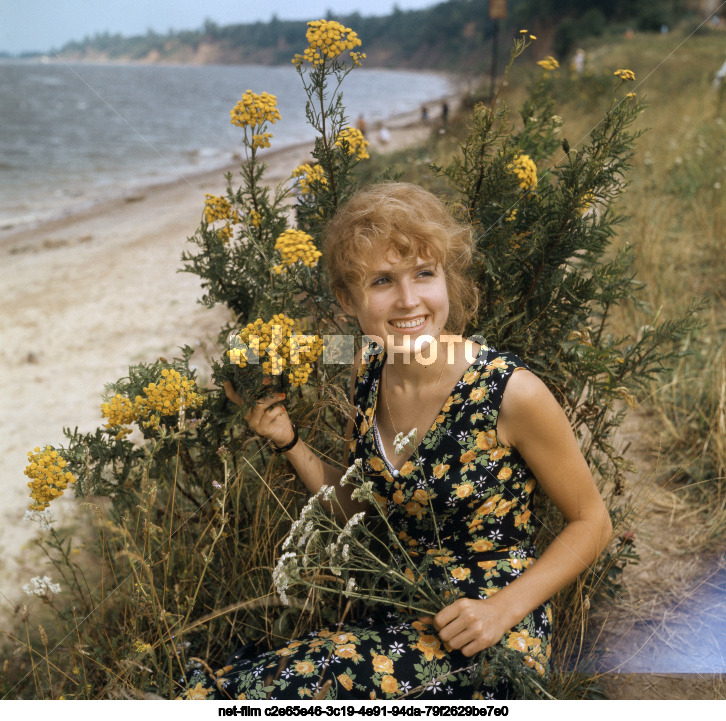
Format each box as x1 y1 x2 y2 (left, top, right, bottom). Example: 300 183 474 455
432 597 509 657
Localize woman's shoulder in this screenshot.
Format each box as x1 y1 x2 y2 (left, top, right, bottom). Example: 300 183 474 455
480 346 529 373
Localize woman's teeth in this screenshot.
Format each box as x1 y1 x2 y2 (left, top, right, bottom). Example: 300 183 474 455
390 317 425 329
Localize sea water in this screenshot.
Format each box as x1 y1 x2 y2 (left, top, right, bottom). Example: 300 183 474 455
0 61 453 237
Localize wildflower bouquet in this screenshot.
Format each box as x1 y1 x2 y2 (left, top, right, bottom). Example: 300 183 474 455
272 459 459 616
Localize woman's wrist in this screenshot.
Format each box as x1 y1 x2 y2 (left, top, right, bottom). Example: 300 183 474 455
271 424 299 453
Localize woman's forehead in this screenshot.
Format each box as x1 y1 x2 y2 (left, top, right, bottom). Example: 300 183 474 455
362 238 438 269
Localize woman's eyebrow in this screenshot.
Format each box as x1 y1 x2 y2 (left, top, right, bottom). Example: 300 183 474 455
370 259 435 275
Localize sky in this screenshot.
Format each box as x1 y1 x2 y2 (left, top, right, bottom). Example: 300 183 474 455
0 0 441 55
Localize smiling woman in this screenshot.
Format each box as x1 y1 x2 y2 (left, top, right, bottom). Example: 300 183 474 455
182 182 612 700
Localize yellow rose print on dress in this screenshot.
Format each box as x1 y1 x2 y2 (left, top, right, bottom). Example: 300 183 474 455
476 429 497 450
454 481 475 498
450 566 471 581
334 644 362 661
337 673 353 691
433 463 450 479
380 675 398 695
412 634 445 662
294 660 315 675
399 460 416 476
371 654 394 674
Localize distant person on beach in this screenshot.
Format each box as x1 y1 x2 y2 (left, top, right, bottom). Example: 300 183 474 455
356 114 368 137
441 101 449 127
714 58 726 110
377 124 391 145
180 182 612 700
421 105 429 123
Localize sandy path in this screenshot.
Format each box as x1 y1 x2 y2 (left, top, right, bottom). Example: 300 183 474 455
0 115 441 613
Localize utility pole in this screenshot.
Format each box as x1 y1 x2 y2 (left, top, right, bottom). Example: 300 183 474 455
488 0 508 101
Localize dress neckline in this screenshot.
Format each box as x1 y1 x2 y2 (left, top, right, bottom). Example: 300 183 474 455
370 342 489 477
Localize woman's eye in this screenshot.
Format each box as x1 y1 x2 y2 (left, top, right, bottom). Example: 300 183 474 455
417 269 434 278
372 276 390 286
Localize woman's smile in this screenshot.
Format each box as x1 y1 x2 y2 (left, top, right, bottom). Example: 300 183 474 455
388 315 428 332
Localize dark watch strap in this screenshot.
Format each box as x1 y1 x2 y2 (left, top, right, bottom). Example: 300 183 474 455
271 424 299 453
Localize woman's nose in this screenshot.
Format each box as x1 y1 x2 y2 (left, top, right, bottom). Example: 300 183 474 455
396 278 417 307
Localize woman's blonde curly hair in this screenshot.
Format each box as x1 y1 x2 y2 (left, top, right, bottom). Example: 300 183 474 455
323 182 478 335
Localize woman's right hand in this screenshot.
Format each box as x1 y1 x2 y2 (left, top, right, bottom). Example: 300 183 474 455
223 381 295 448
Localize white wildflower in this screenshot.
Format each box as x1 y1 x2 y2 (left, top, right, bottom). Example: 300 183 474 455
23 509 54 530
272 551 297 600
342 544 350 562
282 518 302 550
304 529 322 558
340 459 363 485
350 480 374 502
344 577 357 595
341 511 365 537
394 428 417 455
320 484 337 501
22 575 61 597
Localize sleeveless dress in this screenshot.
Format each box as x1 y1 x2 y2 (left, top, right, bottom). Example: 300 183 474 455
179 343 552 701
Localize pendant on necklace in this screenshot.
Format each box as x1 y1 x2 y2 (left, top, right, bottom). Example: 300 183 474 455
392 469 399 477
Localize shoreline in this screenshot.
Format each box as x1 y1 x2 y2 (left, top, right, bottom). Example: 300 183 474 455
0 88 459 247
0 95 458 617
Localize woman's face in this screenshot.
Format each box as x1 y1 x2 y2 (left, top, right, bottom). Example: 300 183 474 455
339 242 450 359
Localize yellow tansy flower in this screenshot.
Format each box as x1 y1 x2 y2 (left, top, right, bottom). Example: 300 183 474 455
230 90 281 128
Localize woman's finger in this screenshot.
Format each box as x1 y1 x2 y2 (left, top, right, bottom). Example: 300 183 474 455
223 380 245 407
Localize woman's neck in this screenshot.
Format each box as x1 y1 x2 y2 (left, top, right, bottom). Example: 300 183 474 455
383 335 478 393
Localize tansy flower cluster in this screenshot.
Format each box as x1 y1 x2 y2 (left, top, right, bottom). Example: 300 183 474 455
25 445 76 511
335 127 370 160
614 68 635 81
204 194 239 243
272 229 322 274
537 56 559 71
296 20 363 68
230 90 281 129
101 369 204 433
508 154 538 191
228 314 324 386
203 194 238 224
292 163 328 196
578 191 596 215
136 368 204 430
252 132 273 149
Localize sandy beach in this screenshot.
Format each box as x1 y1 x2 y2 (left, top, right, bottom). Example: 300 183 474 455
0 109 452 613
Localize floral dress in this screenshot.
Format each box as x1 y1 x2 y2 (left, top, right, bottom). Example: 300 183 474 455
180 343 552 701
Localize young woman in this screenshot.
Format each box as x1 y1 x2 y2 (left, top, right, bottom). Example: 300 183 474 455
182 182 612 700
